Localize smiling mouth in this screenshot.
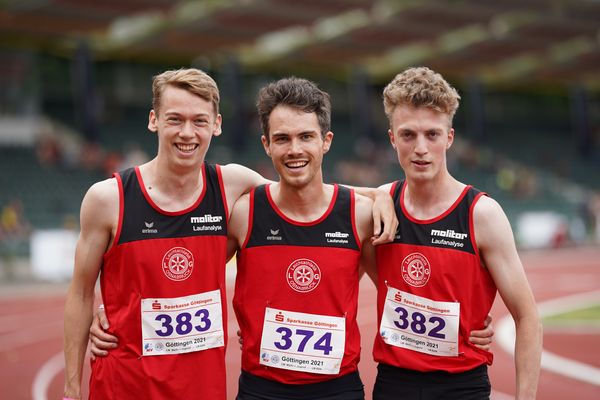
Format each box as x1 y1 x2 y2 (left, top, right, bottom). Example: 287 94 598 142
176 144 198 153
285 160 308 169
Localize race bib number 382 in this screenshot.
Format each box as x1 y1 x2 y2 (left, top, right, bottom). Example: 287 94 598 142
141 290 224 356
379 287 460 357
259 307 345 375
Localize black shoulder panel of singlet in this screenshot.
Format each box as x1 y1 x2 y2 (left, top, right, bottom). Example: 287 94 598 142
117 164 227 245
245 184 359 250
391 180 483 255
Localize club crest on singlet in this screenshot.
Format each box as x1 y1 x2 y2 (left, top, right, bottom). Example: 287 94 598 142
401 252 431 287
162 247 194 281
286 258 321 293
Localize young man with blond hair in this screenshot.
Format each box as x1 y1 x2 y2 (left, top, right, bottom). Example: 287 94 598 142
371 67 542 399
64 68 272 399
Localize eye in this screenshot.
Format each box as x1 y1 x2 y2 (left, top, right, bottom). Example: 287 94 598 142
195 119 209 126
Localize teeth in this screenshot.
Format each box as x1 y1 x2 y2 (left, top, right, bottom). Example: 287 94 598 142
177 144 197 152
286 161 308 168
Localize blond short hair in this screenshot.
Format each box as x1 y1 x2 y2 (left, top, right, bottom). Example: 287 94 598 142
383 67 460 123
152 68 220 115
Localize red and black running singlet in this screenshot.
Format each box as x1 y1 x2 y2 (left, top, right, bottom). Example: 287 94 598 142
233 184 362 385
89 163 229 400
374 180 496 373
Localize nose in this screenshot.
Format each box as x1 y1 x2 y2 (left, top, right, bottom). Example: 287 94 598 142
287 137 303 155
414 135 428 155
179 121 194 139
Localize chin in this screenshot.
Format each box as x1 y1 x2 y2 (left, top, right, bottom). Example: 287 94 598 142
281 174 311 188
406 170 434 182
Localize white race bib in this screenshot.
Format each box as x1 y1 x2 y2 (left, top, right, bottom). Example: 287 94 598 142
141 290 224 356
259 307 345 375
379 286 460 357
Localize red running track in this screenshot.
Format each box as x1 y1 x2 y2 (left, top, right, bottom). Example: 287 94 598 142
1 246 599 399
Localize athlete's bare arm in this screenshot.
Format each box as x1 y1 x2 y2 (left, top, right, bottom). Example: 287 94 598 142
227 192 251 249
474 196 542 400
219 164 270 217
64 178 118 398
353 193 378 284
346 186 397 245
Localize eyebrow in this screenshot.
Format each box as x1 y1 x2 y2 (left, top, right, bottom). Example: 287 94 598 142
164 111 210 118
271 130 317 137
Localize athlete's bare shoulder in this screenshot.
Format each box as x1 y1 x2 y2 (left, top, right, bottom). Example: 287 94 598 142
219 163 269 215
81 177 119 231
472 194 514 254
473 195 505 227
85 178 118 205
220 163 269 190
377 182 394 193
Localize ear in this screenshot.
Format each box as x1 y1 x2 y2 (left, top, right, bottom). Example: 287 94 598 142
213 114 223 137
322 131 334 154
261 134 271 157
388 128 396 149
148 109 158 133
446 128 454 150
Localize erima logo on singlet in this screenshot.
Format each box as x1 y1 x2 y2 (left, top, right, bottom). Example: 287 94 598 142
142 221 158 234
325 231 349 244
267 228 282 241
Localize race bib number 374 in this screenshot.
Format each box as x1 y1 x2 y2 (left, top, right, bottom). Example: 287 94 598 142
259 307 345 375
141 290 224 356
380 287 460 357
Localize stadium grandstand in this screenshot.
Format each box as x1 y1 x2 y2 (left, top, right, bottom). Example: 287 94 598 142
0 0 599 273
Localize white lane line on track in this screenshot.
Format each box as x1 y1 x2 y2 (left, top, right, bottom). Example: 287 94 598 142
32 351 64 400
34 314 242 400
497 290 600 386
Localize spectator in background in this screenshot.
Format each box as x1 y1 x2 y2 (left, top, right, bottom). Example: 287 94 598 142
590 191 600 243
119 142 149 170
0 198 31 280
35 133 62 166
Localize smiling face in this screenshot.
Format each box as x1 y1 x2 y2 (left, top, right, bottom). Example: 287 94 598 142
148 85 221 171
262 105 333 189
388 104 454 184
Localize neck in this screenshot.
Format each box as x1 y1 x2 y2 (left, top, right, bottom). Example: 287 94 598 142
142 157 203 195
270 179 332 222
404 171 462 215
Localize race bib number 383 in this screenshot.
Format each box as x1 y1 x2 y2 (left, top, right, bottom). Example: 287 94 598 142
141 290 224 356
259 307 345 375
380 287 460 357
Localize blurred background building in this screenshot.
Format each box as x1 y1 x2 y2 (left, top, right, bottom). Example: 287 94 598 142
0 0 599 281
